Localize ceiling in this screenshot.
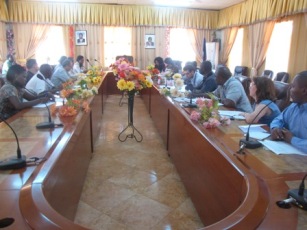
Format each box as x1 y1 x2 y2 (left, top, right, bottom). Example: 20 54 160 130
31 0 246 10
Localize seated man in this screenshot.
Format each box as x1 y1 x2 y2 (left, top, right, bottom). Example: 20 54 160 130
51 59 74 88
25 59 39 83
183 64 203 91
26 64 56 94
213 65 252 112
270 71 307 153
190 61 217 97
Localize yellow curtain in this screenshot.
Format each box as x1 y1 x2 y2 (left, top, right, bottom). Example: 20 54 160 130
13 23 50 65
248 21 275 77
62 25 71 58
288 13 307 80
218 0 307 29
219 27 238 65
75 25 104 68
0 0 8 21
132 26 167 69
8 1 218 29
187 29 212 66
0 22 7 63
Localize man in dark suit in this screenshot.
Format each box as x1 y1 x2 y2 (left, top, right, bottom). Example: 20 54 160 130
77 33 85 43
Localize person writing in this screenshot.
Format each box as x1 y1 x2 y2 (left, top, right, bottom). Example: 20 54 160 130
270 71 307 153
213 65 252 112
0 65 50 120
240 77 280 126
183 64 203 91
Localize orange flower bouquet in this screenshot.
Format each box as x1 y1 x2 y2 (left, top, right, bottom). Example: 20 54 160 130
110 58 153 92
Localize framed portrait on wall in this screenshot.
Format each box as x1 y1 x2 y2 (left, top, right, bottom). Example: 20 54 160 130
75 30 87 46
145 34 155 49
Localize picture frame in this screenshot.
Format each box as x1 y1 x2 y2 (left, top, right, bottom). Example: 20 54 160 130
75 30 87 46
145 34 155 49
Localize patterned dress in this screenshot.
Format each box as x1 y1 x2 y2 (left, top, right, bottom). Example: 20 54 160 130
0 83 24 120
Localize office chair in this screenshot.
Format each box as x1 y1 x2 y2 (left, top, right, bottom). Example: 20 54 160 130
274 72 290 83
261 70 274 79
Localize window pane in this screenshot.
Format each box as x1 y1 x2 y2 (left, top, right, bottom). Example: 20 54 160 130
104 27 132 66
228 28 244 75
265 21 293 78
169 28 196 66
36 26 65 65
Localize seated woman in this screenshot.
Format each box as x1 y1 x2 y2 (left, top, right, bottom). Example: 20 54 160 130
154 57 166 73
241 77 280 126
0 64 50 120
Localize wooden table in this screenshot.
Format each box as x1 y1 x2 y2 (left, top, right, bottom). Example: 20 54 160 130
0 72 112 229
141 85 307 229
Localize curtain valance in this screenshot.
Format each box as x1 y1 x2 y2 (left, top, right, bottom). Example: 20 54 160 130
8 0 218 29
218 0 307 28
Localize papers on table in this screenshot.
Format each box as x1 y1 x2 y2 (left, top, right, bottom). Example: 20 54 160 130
218 110 245 120
238 124 271 140
259 140 306 155
172 97 197 103
33 97 66 108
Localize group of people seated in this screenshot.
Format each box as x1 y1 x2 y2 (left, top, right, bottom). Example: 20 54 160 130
0 54 86 120
154 56 307 153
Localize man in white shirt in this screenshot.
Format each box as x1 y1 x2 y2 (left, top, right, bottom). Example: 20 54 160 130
26 64 55 94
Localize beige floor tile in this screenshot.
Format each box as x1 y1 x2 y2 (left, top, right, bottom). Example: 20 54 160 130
108 194 171 230
74 95 204 229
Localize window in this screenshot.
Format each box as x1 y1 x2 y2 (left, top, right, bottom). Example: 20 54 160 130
265 21 293 78
36 26 65 65
104 27 132 67
169 28 196 67
228 28 244 75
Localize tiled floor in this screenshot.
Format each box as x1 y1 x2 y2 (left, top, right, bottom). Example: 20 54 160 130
74 95 204 230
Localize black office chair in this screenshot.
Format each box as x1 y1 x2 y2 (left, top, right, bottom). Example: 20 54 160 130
261 70 274 79
274 72 290 83
274 81 291 111
233 66 248 77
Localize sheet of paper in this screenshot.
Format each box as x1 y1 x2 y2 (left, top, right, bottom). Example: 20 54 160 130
239 125 270 140
259 140 306 155
218 110 245 120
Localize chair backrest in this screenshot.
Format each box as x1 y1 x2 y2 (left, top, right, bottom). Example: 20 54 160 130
234 66 248 77
234 75 253 103
274 81 291 111
274 72 290 83
262 70 274 79
116 55 134 64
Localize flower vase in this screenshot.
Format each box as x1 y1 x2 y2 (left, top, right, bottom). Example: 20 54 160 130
118 90 143 142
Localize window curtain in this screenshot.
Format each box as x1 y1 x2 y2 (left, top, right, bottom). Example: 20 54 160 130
75 25 105 68
187 29 212 66
131 26 167 69
248 21 275 77
13 23 50 65
63 25 74 58
287 13 307 80
219 27 238 65
0 22 7 63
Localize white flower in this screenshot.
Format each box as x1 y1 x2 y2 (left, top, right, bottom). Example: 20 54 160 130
170 88 181 97
174 79 184 87
173 73 182 80
145 75 153 84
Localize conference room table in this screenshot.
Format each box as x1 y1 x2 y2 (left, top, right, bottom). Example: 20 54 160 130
141 85 307 229
1 72 306 229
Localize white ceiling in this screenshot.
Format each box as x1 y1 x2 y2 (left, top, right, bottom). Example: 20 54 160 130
30 0 246 10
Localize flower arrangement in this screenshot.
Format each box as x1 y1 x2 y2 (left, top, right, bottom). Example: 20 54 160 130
159 87 187 98
146 64 160 76
110 58 153 92
190 94 231 129
51 79 98 117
